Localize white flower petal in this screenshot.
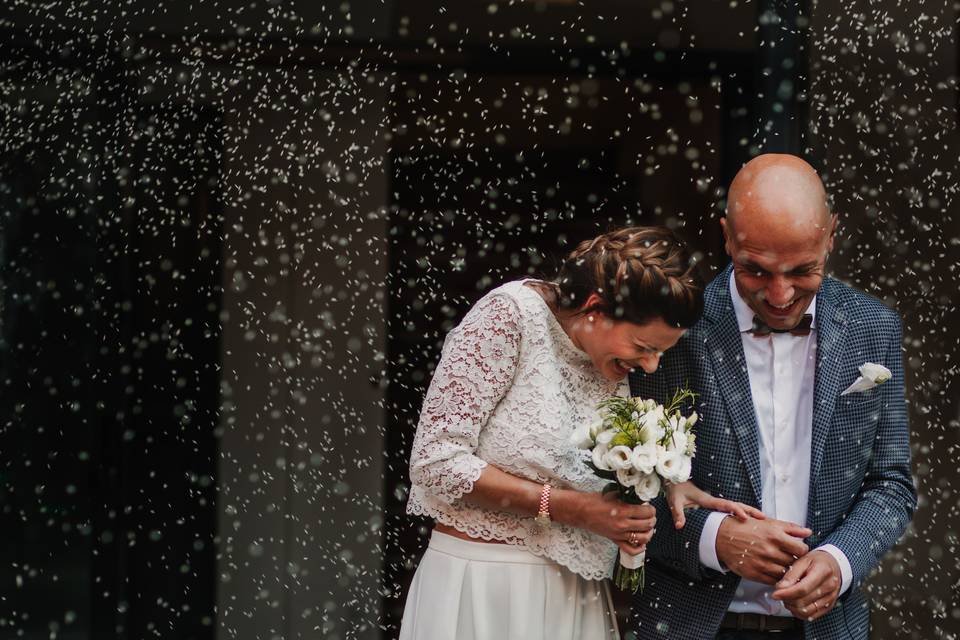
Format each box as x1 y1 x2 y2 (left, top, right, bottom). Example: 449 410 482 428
630 443 657 475
607 445 635 470
592 444 612 471
635 473 661 502
570 423 594 449
616 466 642 487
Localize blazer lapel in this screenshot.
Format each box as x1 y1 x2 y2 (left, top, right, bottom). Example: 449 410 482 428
703 269 763 506
807 282 850 523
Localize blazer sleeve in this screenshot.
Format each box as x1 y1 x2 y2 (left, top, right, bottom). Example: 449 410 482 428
819 314 917 589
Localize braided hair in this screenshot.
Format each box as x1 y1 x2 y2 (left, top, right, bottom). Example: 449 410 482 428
553 226 704 328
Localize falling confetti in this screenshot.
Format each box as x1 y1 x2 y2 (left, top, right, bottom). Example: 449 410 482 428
0 2 957 639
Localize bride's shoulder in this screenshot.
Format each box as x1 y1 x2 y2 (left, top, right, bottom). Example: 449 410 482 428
458 279 549 332
458 282 525 329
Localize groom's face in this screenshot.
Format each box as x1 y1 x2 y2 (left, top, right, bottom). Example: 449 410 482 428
722 214 837 332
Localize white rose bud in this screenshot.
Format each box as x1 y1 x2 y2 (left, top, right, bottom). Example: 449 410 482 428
630 442 658 476
686 411 698 428
635 473 662 502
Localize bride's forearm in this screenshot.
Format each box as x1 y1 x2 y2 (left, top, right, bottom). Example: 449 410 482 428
458 464 585 527
456 464 656 551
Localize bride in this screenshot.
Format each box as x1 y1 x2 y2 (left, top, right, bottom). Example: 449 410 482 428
399 226 762 639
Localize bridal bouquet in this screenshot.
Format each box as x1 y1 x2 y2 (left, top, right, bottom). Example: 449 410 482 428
570 389 698 592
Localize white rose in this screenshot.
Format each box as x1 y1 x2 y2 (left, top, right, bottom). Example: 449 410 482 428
686 411 699 428
634 473 662 502
860 362 892 384
630 442 658 475
605 445 635 471
569 422 595 449
671 455 693 484
592 444 612 471
655 445 681 480
616 466 642 487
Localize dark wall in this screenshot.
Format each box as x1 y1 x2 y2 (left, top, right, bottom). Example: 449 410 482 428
0 44 223 639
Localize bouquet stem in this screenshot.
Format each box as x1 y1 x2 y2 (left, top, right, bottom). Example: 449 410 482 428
614 549 645 593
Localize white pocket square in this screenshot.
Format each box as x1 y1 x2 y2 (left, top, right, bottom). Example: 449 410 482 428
841 362 892 396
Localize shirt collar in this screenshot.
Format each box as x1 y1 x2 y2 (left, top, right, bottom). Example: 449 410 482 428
728 270 817 333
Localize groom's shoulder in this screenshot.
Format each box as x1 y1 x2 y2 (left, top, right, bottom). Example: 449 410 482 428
821 276 901 330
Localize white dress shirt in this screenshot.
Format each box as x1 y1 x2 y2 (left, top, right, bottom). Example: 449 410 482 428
698 272 853 615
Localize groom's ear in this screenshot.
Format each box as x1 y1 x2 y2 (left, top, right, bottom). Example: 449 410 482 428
826 213 839 252
719 217 733 257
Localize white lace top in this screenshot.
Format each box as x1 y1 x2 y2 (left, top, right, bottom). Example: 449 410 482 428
407 279 626 580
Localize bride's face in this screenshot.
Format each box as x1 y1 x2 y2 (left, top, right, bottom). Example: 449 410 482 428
572 311 685 381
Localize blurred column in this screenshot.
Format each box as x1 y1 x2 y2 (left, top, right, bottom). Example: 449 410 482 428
757 0 810 154
215 65 390 640
808 1 960 636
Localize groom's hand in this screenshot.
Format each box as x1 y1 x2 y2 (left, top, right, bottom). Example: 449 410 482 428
715 517 812 585
772 551 842 621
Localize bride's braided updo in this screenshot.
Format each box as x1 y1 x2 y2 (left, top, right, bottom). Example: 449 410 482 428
553 226 704 328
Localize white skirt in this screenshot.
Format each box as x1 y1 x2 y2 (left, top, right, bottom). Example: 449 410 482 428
399 531 620 640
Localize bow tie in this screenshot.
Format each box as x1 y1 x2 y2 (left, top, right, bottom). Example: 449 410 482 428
750 314 813 337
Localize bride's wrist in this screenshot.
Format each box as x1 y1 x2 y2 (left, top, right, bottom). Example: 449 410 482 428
548 488 582 527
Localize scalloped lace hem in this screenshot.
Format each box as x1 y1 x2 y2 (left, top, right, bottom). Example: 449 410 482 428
406 496 615 581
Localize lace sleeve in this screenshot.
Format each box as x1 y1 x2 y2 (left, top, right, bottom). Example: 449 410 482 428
408 292 523 504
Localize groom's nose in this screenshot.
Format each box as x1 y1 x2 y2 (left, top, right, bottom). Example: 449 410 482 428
765 275 795 305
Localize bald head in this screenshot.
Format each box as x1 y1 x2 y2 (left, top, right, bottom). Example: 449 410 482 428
721 154 838 331
726 154 832 244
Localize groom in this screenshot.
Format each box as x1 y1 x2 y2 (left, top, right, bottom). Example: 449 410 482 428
629 154 916 639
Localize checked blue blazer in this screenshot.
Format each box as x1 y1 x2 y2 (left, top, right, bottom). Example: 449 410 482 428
629 265 916 640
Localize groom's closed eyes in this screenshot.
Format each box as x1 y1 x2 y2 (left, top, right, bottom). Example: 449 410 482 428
739 261 821 279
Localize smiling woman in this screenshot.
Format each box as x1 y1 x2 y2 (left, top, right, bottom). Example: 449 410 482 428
397 226 728 640
541 226 706 380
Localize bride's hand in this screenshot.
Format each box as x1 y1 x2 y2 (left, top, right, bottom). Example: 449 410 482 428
554 490 656 557
666 481 765 529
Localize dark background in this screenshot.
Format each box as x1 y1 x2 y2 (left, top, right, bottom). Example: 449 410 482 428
1 1 957 638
